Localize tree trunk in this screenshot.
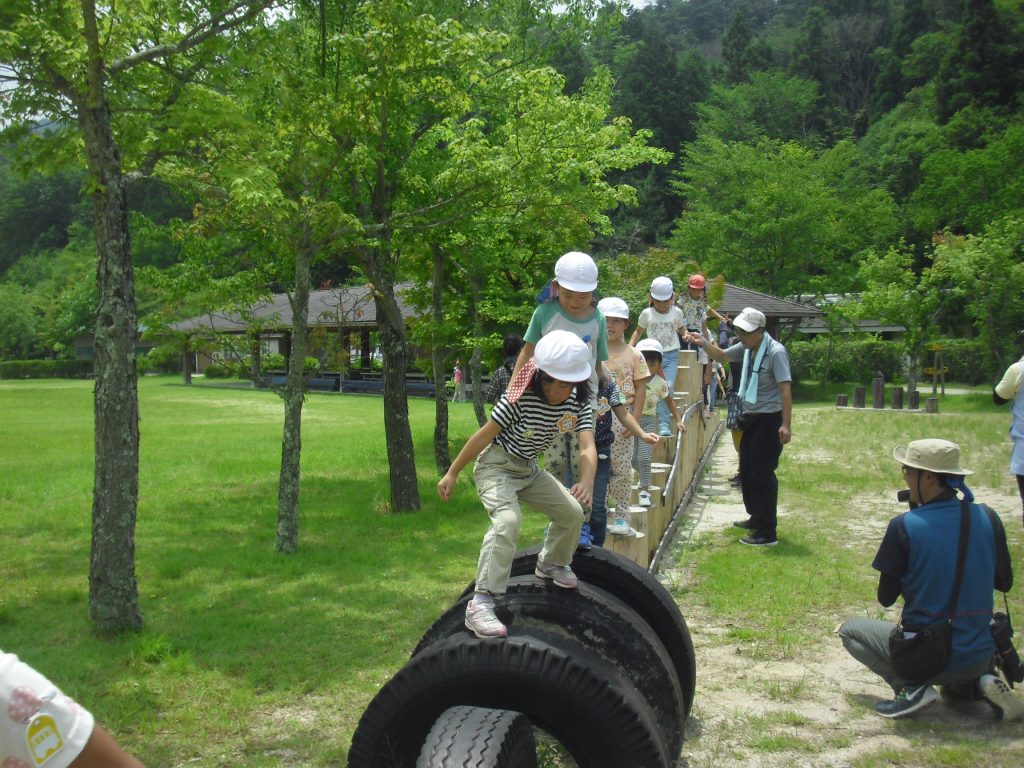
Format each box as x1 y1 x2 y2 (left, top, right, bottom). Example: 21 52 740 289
469 275 487 426
80 0 142 634
276 246 311 553
250 332 262 388
182 336 193 385
431 246 451 473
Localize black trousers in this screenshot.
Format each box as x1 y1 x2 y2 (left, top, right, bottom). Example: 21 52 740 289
738 410 784 538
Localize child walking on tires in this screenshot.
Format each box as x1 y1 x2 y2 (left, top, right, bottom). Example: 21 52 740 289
437 331 596 639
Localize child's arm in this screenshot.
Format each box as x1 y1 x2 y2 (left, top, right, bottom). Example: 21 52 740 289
611 402 658 445
628 326 643 346
662 391 685 432
438 420 502 501
572 430 597 507
631 378 649 422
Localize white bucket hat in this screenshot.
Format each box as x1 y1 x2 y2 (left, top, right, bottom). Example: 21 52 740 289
554 251 598 293
636 338 664 356
597 297 629 320
650 276 674 302
733 307 766 333
893 439 973 475
535 330 592 382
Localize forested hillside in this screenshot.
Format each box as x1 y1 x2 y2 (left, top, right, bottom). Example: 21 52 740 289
2 0 1022 370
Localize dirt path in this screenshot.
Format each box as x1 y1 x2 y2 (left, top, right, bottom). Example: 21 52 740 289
657 436 1024 768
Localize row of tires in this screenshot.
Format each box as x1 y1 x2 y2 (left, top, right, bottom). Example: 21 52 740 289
348 544 696 767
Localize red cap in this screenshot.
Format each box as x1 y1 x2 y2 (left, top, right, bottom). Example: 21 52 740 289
688 274 706 289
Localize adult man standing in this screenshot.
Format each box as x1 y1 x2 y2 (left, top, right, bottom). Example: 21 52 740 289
993 331 1024 524
839 439 1021 720
684 307 791 546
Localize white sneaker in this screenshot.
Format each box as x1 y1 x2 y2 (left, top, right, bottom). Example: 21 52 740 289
980 671 1024 721
464 600 508 639
638 491 652 507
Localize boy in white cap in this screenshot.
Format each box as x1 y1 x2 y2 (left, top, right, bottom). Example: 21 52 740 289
630 276 685 437
511 251 609 492
839 439 1021 722
438 331 596 639
634 339 684 507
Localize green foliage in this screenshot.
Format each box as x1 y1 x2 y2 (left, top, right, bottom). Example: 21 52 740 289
201 362 230 379
0 359 93 378
788 336 904 385
262 352 285 371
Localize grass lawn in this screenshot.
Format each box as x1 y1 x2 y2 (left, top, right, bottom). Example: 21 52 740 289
1 375 1021 766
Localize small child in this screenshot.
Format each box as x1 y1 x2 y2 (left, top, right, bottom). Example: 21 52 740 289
630 276 685 437
438 331 597 640
588 377 659 547
634 339 684 506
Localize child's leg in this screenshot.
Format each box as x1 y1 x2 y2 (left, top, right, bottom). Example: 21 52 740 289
633 414 655 489
518 468 584 567
472 448 529 596
657 348 680 431
590 451 611 546
609 413 635 517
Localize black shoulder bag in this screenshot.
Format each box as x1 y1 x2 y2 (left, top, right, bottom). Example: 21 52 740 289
888 499 970 684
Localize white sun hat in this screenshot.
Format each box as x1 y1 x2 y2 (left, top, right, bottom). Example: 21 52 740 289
598 297 630 320
650 276 674 302
553 251 598 293
534 330 592 382
733 307 766 333
635 338 664 356
893 439 973 475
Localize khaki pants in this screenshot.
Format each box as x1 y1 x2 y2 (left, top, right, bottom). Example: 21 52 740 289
473 443 584 595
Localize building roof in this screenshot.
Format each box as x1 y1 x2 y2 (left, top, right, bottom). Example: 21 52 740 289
172 283 418 334
718 284 822 320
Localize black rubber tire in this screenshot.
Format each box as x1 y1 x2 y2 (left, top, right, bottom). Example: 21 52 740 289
415 576 685 757
415 705 537 768
459 544 697 717
348 630 670 768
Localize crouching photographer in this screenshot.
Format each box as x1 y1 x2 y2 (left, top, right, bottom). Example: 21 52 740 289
838 439 1024 720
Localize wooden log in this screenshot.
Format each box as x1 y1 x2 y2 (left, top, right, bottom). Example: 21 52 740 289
891 387 903 410
908 389 920 410
925 397 939 414
872 377 885 409
836 393 849 407
853 386 866 408
606 529 649 568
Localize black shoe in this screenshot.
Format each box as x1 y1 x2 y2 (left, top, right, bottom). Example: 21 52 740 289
740 535 778 547
875 684 937 718
732 519 753 529
729 473 742 487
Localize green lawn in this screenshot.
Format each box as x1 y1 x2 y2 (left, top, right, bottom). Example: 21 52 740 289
0 376 1021 766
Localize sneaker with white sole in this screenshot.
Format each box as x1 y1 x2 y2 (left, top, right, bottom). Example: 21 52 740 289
638 491 652 507
578 521 593 550
535 559 579 588
464 599 508 639
980 671 1024 721
875 684 938 718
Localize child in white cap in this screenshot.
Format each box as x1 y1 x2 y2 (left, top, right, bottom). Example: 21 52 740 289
634 339 684 506
438 331 596 639
630 276 685 437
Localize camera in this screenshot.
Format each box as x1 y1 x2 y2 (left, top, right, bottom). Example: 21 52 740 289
992 613 1024 685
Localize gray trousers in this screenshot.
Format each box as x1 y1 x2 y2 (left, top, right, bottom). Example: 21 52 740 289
473 443 584 596
839 617 993 693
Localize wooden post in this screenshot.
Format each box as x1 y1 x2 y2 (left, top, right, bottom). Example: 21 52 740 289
872 377 885 409
835 394 849 407
925 397 939 414
908 389 920 410
853 386 866 408
891 387 903 409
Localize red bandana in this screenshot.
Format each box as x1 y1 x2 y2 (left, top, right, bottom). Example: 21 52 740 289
505 358 536 404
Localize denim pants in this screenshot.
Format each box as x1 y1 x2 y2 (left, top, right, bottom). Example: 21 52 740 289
473 443 583 595
657 348 680 431
839 617 993 693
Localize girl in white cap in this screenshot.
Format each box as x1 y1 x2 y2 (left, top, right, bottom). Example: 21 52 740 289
630 276 685 437
438 331 596 639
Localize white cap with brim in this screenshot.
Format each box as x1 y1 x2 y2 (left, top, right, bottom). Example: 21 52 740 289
535 330 592 382
636 338 664 356
554 251 598 293
733 307 766 333
650 276 674 302
893 439 973 475
597 297 629 319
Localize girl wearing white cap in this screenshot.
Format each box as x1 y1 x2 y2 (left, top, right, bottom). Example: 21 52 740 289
438 331 596 639
629 276 685 437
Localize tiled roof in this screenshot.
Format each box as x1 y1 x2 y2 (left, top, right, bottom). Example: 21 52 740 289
718 284 823 319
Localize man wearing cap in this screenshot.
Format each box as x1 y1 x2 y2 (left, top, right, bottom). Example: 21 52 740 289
838 439 1020 720
684 307 791 546
993 332 1024 524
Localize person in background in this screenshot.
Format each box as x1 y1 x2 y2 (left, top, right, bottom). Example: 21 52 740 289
629 276 684 437
1 649 144 767
452 360 466 402
438 331 596 640
838 439 1021 721
993 329 1024 524
485 334 524 406
633 339 684 508
685 307 791 546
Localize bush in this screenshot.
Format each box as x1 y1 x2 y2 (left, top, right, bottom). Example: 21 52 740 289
140 343 185 374
203 363 230 378
263 352 286 371
0 359 94 379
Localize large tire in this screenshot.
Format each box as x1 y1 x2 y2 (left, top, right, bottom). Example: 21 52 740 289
460 545 697 717
416 576 685 757
415 706 536 768
348 630 670 768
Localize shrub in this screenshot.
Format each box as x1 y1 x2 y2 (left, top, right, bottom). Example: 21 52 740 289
0 359 94 379
203 363 230 378
263 352 286 371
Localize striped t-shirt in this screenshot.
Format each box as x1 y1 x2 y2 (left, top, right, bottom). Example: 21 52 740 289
490 388 594 461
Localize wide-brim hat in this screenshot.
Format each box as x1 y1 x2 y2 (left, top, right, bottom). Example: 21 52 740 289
535 330 592 382
893 439 973 475
554 251 598 293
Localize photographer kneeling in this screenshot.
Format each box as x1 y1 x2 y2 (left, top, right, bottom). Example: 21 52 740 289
839 439 1024 720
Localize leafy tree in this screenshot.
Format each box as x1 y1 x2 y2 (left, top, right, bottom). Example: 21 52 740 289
722 10 754 84
696 71 821 144
0 283 40 358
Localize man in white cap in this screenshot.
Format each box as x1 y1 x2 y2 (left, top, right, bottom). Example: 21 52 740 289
838 439 1020 721
993 330 1024 525
684 307 791 546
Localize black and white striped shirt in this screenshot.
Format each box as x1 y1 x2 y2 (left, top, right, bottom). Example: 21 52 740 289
491 389 594 461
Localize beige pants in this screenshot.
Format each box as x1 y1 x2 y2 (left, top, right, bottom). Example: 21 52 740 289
473 442 584 595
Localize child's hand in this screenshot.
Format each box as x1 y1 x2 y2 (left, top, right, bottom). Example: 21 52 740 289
642 431 659 445
679 422 687 433
437 472 457 501
570 482 593 508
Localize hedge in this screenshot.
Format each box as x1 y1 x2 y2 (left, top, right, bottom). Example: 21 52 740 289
0 359 94 379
